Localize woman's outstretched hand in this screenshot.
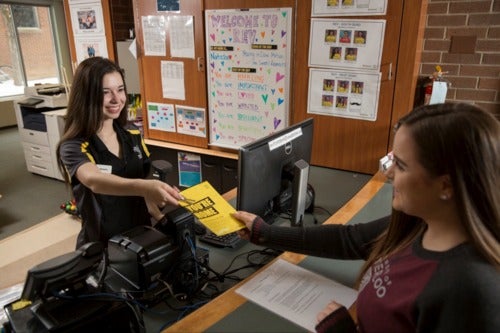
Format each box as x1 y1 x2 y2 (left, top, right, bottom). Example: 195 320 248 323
232 210 258 240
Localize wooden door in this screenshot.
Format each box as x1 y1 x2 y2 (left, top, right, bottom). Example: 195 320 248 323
292 1 426 174
132 0 208 148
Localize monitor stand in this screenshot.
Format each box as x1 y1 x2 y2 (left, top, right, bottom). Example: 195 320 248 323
262 212 278 225
291 159 310 227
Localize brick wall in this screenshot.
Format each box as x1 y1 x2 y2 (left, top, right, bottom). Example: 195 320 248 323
19 8 58 79
421 0 500 115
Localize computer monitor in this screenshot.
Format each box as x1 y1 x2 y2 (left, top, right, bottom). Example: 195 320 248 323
21 242 103 301
237 118 314 226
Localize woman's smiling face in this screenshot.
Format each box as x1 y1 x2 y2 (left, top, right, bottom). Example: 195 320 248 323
101 71 126 120
386 125 445 220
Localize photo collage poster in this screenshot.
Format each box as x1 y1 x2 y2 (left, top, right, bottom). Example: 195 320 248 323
309 19 385 71
308 18 385 121
308 68 381 121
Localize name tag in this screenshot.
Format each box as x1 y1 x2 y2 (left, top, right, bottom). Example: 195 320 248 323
97 164 112 174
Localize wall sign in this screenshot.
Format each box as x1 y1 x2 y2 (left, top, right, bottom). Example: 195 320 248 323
205 8 292 149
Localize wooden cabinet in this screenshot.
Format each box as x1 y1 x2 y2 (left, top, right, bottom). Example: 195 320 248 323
146 141 238 194
292 1 427 174
132 0 208 148
132 0 296 152
133 0 427 175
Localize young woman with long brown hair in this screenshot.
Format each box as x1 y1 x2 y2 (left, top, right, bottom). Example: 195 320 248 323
233 102 499 333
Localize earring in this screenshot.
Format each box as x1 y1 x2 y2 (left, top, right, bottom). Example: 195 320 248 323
440 194 448 200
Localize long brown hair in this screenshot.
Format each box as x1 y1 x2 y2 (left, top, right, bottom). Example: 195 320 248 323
56 57 128 183
358 103 500 285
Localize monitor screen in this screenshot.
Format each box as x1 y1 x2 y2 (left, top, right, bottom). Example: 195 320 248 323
236 118 314 225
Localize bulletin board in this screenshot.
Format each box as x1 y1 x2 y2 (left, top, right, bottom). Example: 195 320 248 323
205 8 292 149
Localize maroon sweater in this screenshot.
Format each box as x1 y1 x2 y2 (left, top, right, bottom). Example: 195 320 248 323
249 217 499 333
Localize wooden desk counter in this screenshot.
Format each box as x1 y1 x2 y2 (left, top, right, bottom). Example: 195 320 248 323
164 171 388 332
0 188 239 292
0 213 80 290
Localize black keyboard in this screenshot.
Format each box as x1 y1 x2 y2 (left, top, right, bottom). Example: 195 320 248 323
199 230 244 248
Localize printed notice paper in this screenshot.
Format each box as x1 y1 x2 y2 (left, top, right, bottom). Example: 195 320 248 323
236 258 358 332
179 181 245 236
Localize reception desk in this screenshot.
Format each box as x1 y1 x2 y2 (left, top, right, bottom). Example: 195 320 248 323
163 171 390 332
0 172 391 333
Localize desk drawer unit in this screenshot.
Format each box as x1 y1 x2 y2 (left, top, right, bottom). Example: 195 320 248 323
22 143 51 162
25 158 54 178
19 129 49 146
22 142 55 178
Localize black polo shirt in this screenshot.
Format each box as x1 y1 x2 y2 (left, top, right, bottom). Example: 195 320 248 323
59 122 152 248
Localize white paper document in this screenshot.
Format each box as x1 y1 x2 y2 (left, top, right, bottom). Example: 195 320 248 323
161 61 185 100
236 258 358 332
429 81 448 105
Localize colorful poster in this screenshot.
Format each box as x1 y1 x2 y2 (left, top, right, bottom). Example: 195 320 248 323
205 8 292 149
307 68 381 121
147 102 176 132
309 19 385 72
176 105 206 138
178 152 201 188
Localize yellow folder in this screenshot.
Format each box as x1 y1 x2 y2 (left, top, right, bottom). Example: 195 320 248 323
179 181 245 236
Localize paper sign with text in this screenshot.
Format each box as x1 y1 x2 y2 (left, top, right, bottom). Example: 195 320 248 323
179 181 245 236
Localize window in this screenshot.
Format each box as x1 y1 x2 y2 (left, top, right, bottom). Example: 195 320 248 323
13 5 39 29
0 2 60 98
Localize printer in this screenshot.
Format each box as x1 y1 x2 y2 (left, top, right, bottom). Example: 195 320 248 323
106 207 206 298
19 84 68 109
14 84 68 180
